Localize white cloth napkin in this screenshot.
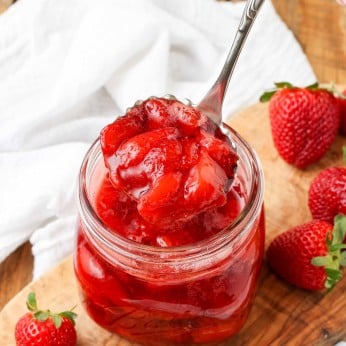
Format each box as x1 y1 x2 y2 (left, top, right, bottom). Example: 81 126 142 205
0 0 316 280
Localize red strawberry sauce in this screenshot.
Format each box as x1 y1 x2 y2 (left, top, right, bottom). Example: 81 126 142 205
74 97 265 345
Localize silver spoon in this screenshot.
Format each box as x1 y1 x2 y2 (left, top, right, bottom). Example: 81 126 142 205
132 0 264 128
133 0 264 121
197 0 265 125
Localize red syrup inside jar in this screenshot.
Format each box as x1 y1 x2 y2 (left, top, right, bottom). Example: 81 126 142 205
74 97 265 345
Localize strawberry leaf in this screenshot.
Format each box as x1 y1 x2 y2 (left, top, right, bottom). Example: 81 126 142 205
311 255 332 267
325 268 342 281
59 311 78 325
52 314 62 329
24 292 78 328
26 292 37 312
259 81 320 103
259 90 276 103
306 82 319 90
340 252 346 267
343 146 346 165
34 310 50 321
274 81 293 89
334 214 346 243
325 268 342 291
260 82 295 103
329 243 346 251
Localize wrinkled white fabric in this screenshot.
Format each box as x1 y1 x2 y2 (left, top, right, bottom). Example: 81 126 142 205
0 0 316 279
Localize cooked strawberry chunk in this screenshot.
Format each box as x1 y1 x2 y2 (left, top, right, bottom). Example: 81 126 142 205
169 100 202 135
116 127 179 169
199 131 238 178
179 138 199 170
184 150 228 213
110 127 181 198
137 171 182 224
100 105 145 157
145 98 173 130
99 97 238 226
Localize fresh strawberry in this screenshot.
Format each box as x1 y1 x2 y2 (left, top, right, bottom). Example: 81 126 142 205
267 216 346 290
337 89 346 135
308 148 346 223
260 82 340 168
15 292 77 346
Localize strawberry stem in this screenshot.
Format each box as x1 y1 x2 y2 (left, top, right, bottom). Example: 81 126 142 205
311 214 346 290
25 292 77 328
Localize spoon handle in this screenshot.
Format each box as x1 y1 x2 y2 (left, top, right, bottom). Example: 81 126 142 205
197 0 265 124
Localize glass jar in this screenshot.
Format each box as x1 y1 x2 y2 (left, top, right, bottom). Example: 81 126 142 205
73 123 265 346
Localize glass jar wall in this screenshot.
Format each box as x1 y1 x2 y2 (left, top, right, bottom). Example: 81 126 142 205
74 124 265 346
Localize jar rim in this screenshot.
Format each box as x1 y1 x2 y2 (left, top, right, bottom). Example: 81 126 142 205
78 123 264 262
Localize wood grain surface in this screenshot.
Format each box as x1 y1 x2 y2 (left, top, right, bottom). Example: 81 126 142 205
0 242 33 310
0 102 345 346
272 0 346 84
0 0 12 14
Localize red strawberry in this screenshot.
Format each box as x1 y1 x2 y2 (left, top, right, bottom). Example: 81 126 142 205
15 292 77 346
308 157 346 223
267 216 346 290
337 89 346 135
260 82 340 168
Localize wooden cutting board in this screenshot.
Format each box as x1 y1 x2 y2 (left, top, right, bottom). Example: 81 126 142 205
0 102 345 346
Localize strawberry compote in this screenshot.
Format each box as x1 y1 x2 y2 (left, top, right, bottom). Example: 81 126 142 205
74 97 265 345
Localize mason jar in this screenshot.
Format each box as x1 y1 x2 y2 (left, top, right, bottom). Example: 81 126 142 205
73 123 265 345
